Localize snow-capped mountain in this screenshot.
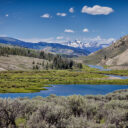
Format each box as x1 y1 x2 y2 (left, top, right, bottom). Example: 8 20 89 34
0 37 90 56
63 38 115 53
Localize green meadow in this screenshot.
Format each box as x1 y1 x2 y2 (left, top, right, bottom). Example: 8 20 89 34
0 65 128 93
98 70 128 76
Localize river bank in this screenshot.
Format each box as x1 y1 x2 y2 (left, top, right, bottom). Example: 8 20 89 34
0 65 128 94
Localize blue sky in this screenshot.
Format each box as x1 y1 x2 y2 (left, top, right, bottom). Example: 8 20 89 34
0 0 128 43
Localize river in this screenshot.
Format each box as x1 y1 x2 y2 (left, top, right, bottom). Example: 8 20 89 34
88 65 128 79
0 65 128 98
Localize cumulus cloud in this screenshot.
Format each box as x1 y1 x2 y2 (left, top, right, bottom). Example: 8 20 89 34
92 36 115 44
82 36 115 46
56 13 67 17
81 5 114 15
64 29 74 33
69 7 74 13
83 28 89 32
40 13 50 18
21 37 55 43
0 34 7 37
56 36 64 40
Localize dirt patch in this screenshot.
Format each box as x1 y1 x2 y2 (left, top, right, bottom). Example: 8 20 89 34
0 67 7 71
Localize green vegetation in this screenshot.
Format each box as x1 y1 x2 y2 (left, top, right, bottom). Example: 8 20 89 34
0 65 128 93
84 65 128 76
0 44 128 93
98 69 128 76
0 89 128 128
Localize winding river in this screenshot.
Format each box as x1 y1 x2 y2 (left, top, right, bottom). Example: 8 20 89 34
88 65 128 79
0 65 128 98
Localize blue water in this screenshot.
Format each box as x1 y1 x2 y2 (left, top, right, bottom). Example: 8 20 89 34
0 84 128 98
88 65 111 71
88 65 128 79
0 65 128 98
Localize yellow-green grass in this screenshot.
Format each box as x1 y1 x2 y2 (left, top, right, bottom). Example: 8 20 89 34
97 70 128 76
84 64 128 76
0 66 128 93
15 117 27 127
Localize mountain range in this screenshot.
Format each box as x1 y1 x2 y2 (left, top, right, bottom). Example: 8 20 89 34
63 39 114 52
0 36 115 57
0 35 128 69
0 37 90 56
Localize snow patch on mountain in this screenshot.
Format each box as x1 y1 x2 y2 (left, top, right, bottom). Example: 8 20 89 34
63 36 115 52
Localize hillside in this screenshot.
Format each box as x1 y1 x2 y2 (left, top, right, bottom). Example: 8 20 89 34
0 44 82 70
0 55 49 71
105 49 128 66
0 37 89 56
83 35 128 65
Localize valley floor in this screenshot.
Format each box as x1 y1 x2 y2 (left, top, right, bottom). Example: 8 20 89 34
0 65 128 93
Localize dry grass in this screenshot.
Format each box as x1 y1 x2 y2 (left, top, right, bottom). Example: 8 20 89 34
0 55 49 71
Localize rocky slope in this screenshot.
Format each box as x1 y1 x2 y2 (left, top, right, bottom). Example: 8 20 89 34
105 49 128 66
84 35 128 66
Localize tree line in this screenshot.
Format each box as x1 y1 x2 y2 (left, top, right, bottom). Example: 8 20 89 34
0 45 82 69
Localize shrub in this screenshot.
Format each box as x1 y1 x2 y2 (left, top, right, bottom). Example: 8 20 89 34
0 89 128 128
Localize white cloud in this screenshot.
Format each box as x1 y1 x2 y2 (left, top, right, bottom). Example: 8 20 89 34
64 29 74 33
82 36 115 46
5 14 9 17
83 28 89 32
21 37 55 43
93 36 115 44
69 7 74 13
81 5 114 15
40 13 50 18
0 34 7 37
56 13 67 17
20 37 67 43
56 36 64 40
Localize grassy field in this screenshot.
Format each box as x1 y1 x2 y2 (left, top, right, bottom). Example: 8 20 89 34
98 70 128 76
0 65 128 93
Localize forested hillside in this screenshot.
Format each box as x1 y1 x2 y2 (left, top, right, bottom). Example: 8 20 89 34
0 45 82 70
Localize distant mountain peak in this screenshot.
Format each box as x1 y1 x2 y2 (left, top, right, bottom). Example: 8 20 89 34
0 37 90 56
62 39 114 52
